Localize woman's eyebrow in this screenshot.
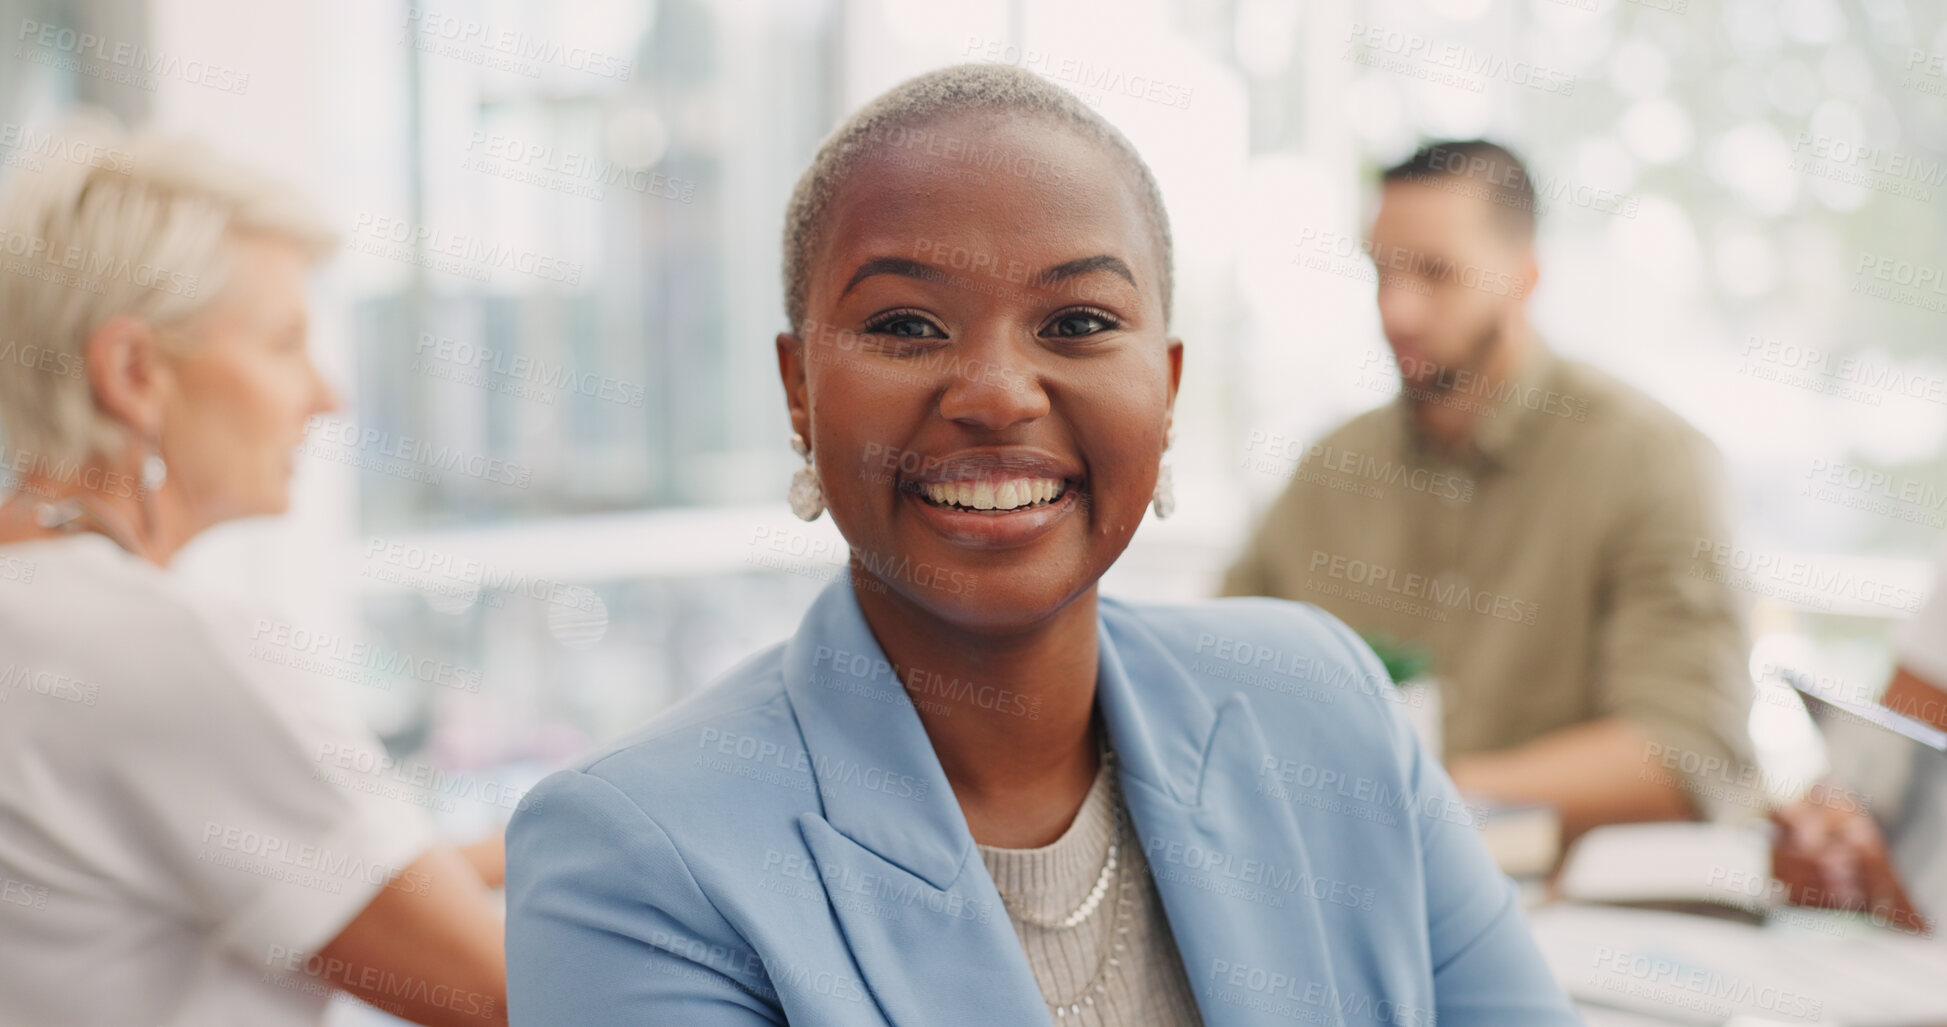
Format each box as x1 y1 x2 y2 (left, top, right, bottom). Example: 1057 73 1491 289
837 253 1139 299
839 257 944 299
1031 254 1138 291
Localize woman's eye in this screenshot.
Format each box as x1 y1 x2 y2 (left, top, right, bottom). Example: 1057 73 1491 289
863 313 945 339
1045 309 1120 338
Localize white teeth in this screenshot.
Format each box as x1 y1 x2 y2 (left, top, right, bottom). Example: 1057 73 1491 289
920 477 1066 511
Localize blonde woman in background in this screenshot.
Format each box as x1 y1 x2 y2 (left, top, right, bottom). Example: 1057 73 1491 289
0 124 507 1026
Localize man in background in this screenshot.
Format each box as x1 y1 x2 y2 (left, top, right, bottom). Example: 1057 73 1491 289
1224 140 1756 839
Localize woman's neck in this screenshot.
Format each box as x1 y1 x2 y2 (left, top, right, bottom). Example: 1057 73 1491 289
851 574 1104 848
0 472 190 566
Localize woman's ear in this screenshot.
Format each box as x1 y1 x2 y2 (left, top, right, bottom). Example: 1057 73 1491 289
84 315 170 439
776 331 810 443
1164 336 1185 420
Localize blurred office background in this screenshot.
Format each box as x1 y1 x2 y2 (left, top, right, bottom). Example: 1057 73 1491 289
3 1 1944 1016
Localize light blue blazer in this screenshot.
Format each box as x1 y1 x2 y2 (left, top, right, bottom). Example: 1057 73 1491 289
506 580 1579 1025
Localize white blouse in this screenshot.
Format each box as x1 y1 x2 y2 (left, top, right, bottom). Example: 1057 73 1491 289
0 533 435 1027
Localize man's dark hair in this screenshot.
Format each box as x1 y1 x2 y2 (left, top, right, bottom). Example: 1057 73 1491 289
1381 139 1538 240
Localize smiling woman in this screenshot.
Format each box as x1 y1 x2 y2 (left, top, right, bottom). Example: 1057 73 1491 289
505 64 1580 1026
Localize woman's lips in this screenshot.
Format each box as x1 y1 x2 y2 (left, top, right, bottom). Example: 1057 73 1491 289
893 448 1086 549
900 482 1082 550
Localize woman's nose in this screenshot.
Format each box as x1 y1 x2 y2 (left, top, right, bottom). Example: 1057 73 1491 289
935 331 1051 431
312 363 344 415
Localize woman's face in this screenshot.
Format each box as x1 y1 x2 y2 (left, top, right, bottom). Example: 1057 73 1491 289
782 113 1181 632
160 234 339 523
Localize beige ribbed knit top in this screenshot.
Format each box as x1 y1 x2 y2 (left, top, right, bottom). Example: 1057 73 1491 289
977 761 1205 1026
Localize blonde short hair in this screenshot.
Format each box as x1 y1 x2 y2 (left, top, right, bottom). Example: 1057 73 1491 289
0 115 336 468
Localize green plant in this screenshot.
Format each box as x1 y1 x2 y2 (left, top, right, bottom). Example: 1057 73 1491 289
1361 634 1433 685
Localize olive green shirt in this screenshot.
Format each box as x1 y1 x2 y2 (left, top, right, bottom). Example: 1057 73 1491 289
1221 344 1757 819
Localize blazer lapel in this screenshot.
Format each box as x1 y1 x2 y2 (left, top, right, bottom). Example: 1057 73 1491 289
782 581 1051 1027
798 814 1050 1027
1096 602 1347 1027
779 583 1345 1026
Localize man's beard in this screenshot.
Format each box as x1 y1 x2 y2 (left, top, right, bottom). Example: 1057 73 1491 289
1404 316 1502 402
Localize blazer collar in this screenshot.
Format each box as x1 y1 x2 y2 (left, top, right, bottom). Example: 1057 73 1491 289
779 580 1219 888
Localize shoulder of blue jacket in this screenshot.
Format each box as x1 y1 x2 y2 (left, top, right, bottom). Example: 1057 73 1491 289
1102 593 1405 733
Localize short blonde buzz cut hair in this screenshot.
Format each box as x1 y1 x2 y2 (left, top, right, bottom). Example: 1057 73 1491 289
781 63 1174 336
0 116 337 470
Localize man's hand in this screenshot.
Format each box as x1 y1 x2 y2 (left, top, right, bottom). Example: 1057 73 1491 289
1771 796 1929 935
1447 716 1695 843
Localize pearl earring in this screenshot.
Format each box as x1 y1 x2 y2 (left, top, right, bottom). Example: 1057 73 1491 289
788 432 825 521
139 454 167 495
1152 427 1176 519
